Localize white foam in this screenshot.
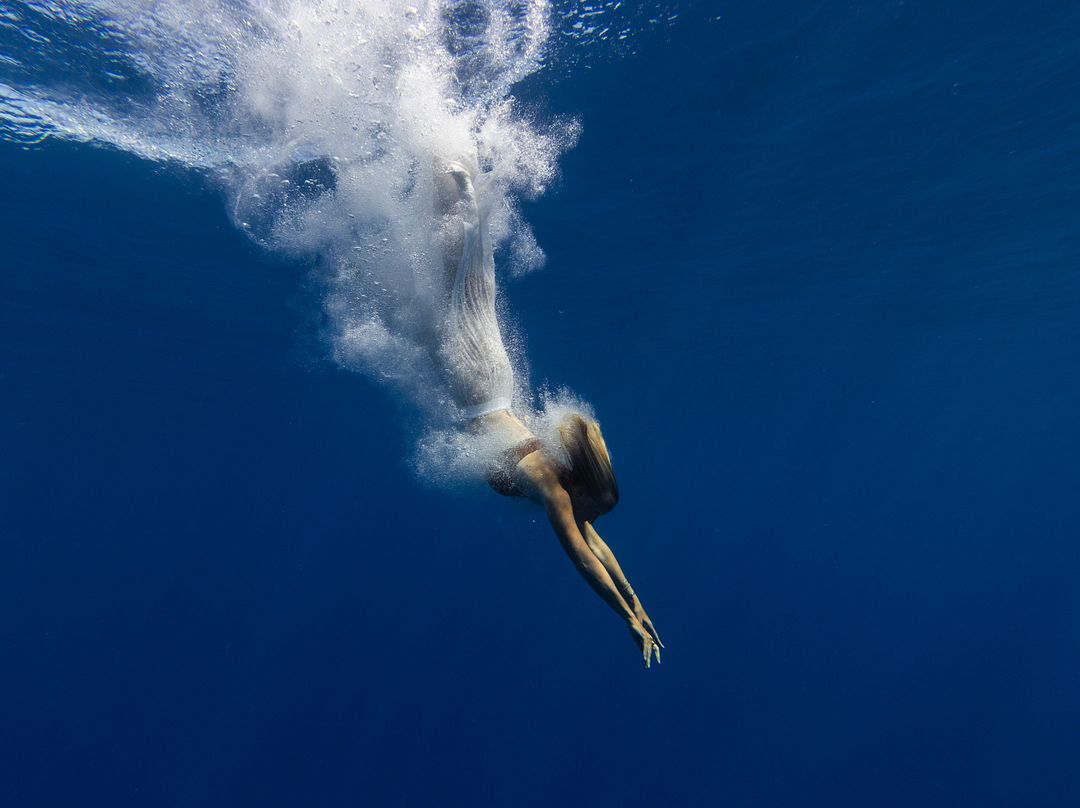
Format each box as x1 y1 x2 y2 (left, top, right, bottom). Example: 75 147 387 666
0 0 615 485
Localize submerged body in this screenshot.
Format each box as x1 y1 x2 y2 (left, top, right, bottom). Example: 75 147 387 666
435 161 662 666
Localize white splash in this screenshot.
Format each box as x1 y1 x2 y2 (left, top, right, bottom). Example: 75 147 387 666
0 0 627 482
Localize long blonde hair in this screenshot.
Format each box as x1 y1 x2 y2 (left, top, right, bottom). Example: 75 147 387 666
557 412 619 515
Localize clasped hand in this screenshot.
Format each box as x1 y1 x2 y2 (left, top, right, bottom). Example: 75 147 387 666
627 600 663 668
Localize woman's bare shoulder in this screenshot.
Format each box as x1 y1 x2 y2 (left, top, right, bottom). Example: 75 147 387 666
513 449 566 504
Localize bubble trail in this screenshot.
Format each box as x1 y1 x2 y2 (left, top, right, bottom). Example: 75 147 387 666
0 1 666 482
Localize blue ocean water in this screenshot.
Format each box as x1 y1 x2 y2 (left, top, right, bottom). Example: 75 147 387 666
2 2 1080 806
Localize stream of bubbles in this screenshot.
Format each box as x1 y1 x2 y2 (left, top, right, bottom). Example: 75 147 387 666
0 0 678 482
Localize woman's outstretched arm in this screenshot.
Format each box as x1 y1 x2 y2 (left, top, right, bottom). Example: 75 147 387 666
544 486 635 621
546 488 660 667
513 451 659 667
580 521 663 651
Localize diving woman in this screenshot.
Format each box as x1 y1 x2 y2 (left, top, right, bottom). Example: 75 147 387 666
434 160 663 668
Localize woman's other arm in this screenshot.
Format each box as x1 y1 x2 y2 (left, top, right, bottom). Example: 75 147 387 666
544 486 635 622
581 521 662 650
513 452 659 667
546 488 659 667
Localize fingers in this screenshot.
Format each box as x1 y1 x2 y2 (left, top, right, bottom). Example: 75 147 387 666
630 624 650 668
646 622 663 649
628 621 662 669
641 615 663 649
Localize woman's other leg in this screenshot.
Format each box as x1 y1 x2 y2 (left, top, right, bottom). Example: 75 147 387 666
435 161 514 417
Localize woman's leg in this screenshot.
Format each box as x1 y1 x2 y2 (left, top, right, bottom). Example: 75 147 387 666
435 161 514 417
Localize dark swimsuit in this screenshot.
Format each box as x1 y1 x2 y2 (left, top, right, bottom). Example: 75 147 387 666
487 437 543 496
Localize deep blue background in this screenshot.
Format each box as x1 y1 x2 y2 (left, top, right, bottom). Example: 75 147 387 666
3 2 1080 805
